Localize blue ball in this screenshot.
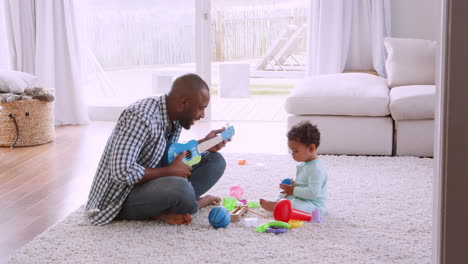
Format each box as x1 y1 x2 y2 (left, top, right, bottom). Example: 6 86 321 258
281 178 292 185
208 206 230 229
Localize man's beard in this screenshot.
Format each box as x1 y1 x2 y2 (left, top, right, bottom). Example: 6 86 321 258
179 118 193 130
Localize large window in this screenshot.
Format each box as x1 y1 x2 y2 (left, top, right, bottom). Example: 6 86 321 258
210 0 307 121
86 0 197 109
86 0 307 121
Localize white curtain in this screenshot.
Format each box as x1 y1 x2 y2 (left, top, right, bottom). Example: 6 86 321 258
306 0 391 77
0 0 11 69
35 0 89 125
4 0 89 125
4 0 36 73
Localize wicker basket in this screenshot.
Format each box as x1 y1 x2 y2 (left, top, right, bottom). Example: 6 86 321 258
0 99 55 147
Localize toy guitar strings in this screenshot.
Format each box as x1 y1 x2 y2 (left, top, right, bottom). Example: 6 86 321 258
167 125 235 166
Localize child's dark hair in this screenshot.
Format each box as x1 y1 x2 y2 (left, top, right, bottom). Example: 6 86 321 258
287 121 320 148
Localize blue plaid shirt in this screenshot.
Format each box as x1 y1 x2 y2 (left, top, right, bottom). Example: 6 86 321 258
85 95 182 225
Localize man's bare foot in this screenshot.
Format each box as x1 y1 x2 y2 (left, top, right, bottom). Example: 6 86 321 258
259 199 277 212
197 195 222 208
152 212 192 225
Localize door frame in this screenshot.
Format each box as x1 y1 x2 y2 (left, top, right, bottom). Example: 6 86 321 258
433 0 468 263
195 0 212 120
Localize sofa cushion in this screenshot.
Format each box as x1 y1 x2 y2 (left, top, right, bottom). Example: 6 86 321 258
384 37 437 88
285 73 390 116
389 85 435 121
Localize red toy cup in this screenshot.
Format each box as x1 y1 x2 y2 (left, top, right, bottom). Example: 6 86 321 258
273 199 312 222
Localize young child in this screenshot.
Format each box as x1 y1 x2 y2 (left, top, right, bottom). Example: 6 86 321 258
260 121 328 215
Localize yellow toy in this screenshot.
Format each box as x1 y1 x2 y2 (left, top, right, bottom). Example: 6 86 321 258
288 219 305 228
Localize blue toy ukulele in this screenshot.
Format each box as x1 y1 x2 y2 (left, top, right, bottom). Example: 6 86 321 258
167 125 235 166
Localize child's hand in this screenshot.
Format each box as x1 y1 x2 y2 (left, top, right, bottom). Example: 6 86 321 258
279 184 294 197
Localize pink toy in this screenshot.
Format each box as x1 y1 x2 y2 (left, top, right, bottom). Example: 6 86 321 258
229 185 244 199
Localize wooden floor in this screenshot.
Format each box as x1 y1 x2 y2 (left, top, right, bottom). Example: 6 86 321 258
0 121 286 263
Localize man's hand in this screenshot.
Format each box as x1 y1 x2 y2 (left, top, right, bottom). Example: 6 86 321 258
169 151 192 178
200 127 230 153
279 183 294 197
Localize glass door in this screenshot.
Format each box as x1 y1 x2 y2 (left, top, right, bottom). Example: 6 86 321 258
85 0 211 120
209 0 308 121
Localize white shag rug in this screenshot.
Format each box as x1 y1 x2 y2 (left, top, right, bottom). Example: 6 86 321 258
9 153 433 264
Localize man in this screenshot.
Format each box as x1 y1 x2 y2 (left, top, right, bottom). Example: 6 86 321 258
86 73 228 226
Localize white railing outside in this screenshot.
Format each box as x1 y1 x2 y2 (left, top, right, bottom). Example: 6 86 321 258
88 5 306 69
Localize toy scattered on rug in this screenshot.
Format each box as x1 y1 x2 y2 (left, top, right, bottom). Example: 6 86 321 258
223 185 263 222
229 205 269 223
215 187 318 232
288 220 305 228
266 226 288 234
229 185 244 200
237 159 247 165
208 206 230 229
254 199 315 235
273 199 312 222
222 197 238 211
280 178 293 185
255 220 291 233
246 201 259 208
224 185 259 210
237 159 247 166
311 208 322 223
230 205 248 222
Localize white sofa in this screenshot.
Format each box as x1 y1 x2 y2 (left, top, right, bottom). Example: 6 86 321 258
389 85 435 156
285 38 437 157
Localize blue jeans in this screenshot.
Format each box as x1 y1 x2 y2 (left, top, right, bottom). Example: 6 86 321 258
116 152 226 220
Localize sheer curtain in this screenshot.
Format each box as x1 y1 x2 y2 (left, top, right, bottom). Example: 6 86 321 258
306 0 390 77
0 0 11 69
4 0 89 125
4 0 36 73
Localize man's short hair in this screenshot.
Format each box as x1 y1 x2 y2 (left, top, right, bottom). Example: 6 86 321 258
171 73 209 95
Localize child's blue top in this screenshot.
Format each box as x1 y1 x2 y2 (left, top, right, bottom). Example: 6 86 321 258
281 158 328 213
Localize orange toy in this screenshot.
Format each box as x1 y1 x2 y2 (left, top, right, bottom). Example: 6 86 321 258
237 159 247 165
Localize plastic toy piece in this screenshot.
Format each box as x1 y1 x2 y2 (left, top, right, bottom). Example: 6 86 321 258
280 178 292 185
230 205 270 222
266 226 288 234
255 220 291 233
222 197 238 211
273 199 312 222
311 209 322 223
229 185 244 199
288 220 305 228
237 159 247 165
230 206 248 222
247 201 259 208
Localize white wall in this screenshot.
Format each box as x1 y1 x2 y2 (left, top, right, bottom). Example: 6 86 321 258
391 0 442 41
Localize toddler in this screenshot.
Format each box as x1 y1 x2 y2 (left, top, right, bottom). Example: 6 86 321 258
260 121 328 215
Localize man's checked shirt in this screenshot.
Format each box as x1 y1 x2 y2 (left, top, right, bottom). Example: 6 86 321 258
85 95 182 225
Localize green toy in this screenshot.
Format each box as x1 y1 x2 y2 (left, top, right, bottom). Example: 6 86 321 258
255 221 291 233
247 201 259 208
222 196 238 211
